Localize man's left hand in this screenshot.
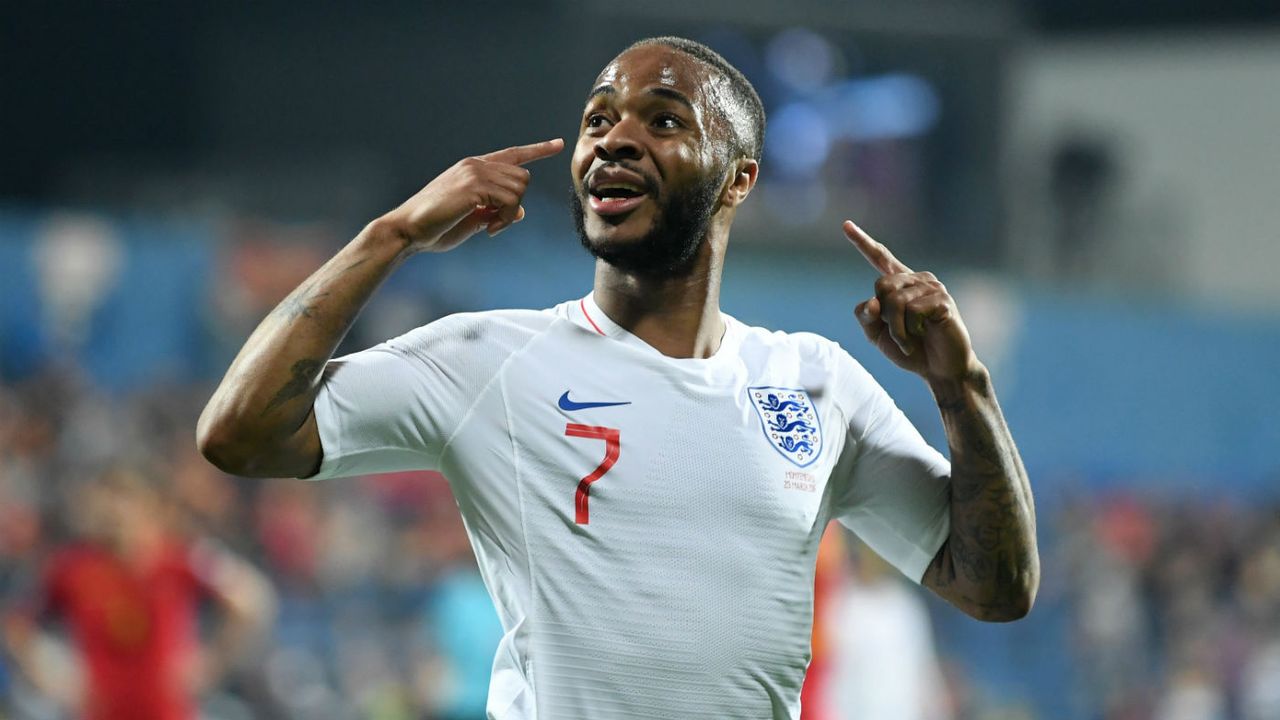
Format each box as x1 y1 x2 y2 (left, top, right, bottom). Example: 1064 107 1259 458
843 219 981 385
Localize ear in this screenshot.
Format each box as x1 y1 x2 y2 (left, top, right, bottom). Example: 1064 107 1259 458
720 158 760 209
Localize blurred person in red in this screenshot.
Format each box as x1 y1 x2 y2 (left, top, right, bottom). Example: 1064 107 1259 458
2 464 276 720
800 524 847 720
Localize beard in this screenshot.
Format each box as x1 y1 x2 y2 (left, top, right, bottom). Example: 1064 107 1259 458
571 166 723 277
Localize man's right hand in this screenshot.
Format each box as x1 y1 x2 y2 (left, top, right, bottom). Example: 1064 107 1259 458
379 138 565 253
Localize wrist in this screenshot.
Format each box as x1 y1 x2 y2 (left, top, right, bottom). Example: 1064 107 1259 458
927 360 991 405
358 216 418 263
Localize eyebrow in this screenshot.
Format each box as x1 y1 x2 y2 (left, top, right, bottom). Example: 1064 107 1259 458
586 85 697 113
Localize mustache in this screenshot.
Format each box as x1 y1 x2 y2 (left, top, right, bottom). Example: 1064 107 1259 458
582 162 660 197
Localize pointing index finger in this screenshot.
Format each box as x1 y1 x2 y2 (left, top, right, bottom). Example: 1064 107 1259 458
843 219 912 276
480 138 565 166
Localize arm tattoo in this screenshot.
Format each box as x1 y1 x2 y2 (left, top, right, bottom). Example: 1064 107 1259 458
261 358 323 416
271 258 367 321
925 377 1039 621
273 281 330 320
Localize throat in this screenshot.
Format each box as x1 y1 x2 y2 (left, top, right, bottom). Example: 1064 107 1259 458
591 278 727 360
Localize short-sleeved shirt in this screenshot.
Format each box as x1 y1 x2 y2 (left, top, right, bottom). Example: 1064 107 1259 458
312 294 951 720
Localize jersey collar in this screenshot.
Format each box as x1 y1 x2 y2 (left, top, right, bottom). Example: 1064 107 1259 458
576 293 743 372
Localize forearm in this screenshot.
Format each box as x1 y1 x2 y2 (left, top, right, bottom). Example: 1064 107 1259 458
203 569 276 686
197 220 409 476
923 365 1039 621
3 619 80 708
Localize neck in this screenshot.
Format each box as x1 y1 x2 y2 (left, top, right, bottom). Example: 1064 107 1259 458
592 231 728 359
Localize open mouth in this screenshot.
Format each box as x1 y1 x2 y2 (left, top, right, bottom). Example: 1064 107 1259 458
588 176 650 216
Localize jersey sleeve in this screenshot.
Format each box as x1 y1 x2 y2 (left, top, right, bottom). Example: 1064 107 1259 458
309 311 535 480
828 348 951 583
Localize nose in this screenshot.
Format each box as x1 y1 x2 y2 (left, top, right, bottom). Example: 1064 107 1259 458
594 118 644 163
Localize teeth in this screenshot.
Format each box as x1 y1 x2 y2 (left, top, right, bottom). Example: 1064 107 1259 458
594 183 642 193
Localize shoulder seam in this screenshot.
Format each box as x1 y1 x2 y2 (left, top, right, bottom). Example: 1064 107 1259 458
438 316 555 458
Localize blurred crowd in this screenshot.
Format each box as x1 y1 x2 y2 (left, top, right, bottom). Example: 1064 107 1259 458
0 370 502 720
4 362 1278 720
1060 493 1280 720
0 216 1275 720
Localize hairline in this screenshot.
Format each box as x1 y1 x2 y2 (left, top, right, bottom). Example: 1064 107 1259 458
617 37 764 162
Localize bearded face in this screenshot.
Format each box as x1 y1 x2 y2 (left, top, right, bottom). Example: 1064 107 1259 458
571 161 723 277
569 45 740 278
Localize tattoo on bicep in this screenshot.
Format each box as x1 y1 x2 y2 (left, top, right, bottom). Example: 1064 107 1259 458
261 359 323 416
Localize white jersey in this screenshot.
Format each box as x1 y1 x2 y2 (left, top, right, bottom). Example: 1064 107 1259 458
311 294 951 720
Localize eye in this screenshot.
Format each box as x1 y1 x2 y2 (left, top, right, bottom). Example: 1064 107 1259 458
653 113 683 130
585 113 610 129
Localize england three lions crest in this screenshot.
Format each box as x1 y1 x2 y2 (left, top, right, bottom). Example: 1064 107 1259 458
748 387 822 468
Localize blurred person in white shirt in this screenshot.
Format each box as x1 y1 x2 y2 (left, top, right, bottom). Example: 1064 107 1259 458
824 536 952 720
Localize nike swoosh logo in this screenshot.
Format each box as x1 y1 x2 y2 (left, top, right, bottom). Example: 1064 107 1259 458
558 391 632 411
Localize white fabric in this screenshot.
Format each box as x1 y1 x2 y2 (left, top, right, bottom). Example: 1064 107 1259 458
311 294 951 720
824 576 952 720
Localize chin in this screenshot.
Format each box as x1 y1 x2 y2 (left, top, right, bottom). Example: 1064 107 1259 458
582 211 655 246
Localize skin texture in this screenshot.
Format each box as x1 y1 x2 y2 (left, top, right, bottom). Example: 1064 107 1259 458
197 42 1037 622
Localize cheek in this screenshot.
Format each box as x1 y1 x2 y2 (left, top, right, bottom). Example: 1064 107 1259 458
571 142 595 186
659 142 713 186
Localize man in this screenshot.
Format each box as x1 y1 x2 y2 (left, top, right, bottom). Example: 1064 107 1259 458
3 466 275 720
198 36 1038 719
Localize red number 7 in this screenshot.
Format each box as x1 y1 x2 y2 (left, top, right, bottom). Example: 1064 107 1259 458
564 423 621 525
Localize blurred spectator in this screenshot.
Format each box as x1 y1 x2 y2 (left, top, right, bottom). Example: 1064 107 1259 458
2 465 275 720
1 208 1278 719
823 534 952 720
1061 494 1280 720
801 523 847 720
414 478 504 720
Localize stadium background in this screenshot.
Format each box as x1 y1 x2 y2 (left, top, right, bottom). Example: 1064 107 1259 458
2 1 1279 718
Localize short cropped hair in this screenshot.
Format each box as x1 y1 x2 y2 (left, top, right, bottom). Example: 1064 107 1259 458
625 36 766 162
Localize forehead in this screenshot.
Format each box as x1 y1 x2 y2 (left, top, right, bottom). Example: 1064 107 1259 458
592 45 719 107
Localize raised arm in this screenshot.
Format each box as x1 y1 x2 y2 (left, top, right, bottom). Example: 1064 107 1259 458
186 541 277 693
196 138 564 478
843 220 1039 622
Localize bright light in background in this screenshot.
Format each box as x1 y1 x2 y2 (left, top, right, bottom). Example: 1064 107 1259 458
761 28 941 191
824 74 940 142
767 102 833 179
765 28 839 93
